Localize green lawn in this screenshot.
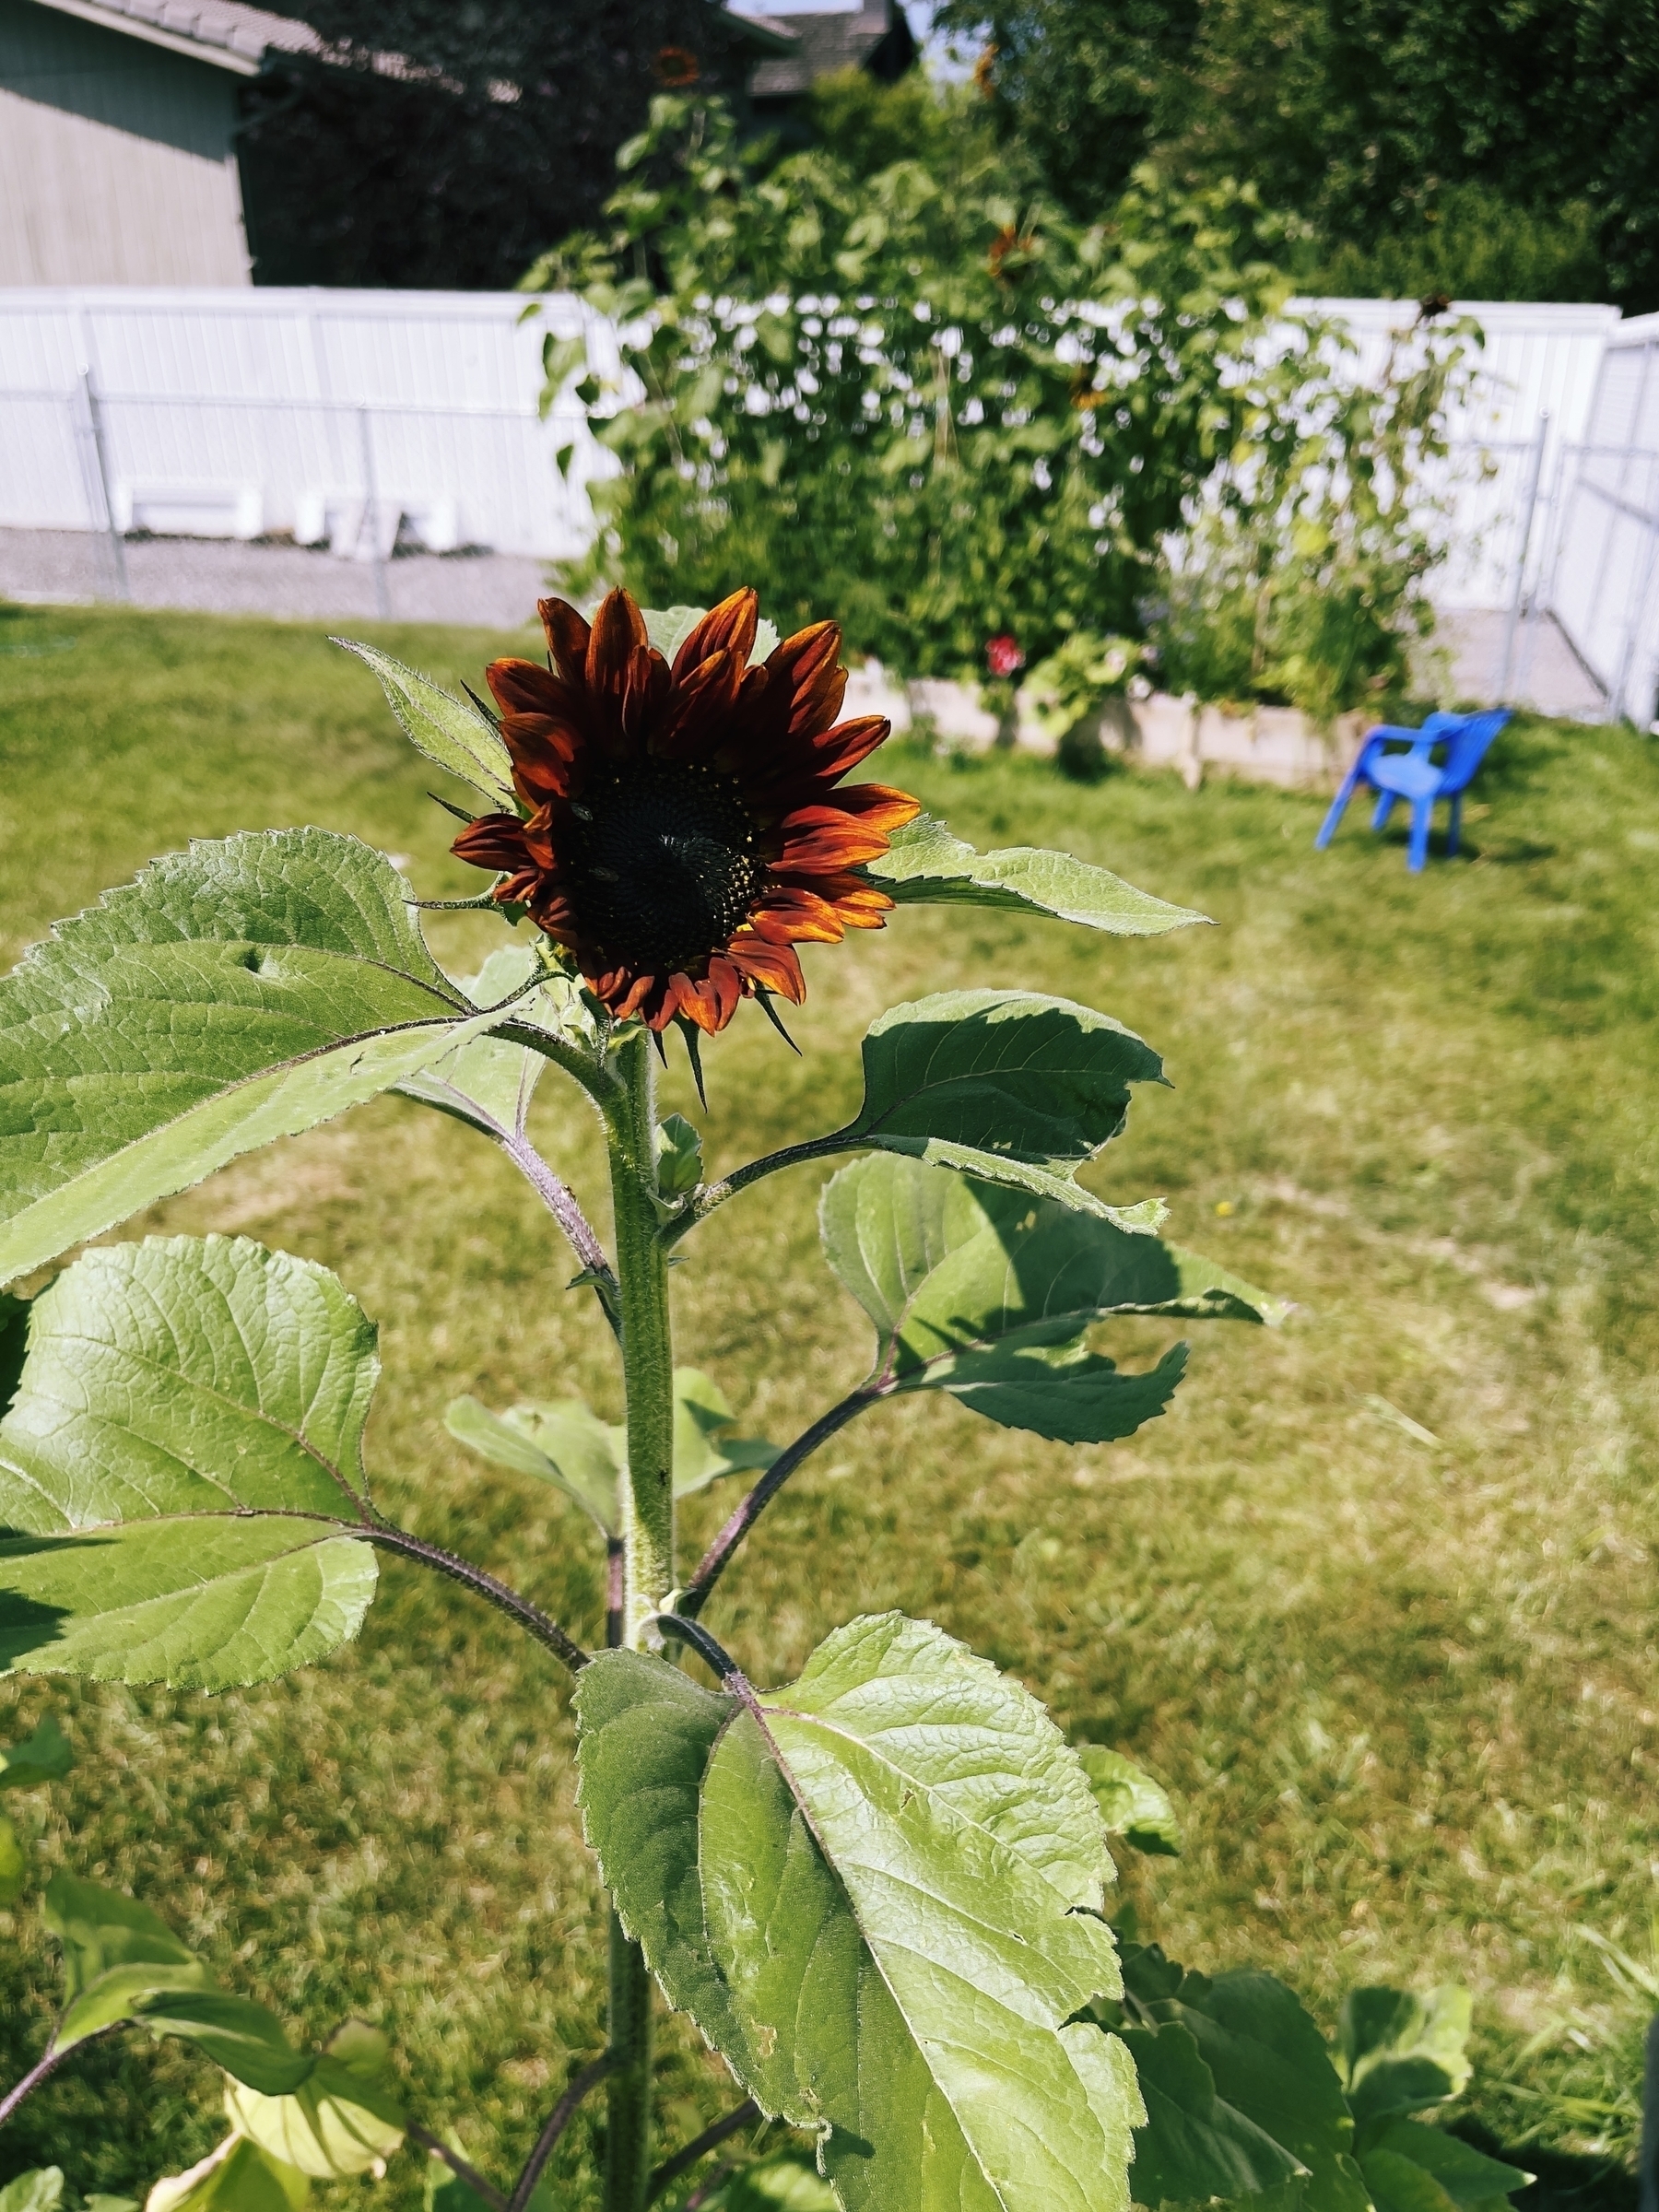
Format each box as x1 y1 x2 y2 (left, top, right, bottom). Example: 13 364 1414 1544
0 600 1655 2206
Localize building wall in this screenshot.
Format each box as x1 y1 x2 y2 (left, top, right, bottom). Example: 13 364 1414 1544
0 0 252 287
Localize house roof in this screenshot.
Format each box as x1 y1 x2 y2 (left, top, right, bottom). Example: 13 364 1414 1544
748 0 909 98
26 0 320 75
25 0 799 77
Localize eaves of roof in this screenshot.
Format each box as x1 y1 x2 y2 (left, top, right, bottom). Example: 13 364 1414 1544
24 0 319 75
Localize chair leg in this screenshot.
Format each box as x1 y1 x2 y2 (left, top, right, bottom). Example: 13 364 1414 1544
1446 793 1463 858
1314 774 1361 850
1371 791 1397 832
1407 795 1433 872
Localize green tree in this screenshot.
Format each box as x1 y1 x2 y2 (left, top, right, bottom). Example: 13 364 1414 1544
944 0 1659 309
238 2 753 290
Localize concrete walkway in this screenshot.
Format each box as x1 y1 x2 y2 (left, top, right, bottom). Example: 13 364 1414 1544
0 528 545 632
0 529 1611 721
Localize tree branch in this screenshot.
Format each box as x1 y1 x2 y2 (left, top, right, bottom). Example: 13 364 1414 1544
676 1387 880 1619
647 2100 761 2203
406 2120 511 2212
509 2050 619 2211
362 1524 590 1672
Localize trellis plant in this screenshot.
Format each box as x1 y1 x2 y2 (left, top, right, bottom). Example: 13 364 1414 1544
0 588 1293 2209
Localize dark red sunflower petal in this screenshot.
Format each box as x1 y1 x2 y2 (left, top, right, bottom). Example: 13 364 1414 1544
671 588 759 682
772 621 847 736
747 716 897 810
805 782 922 832
725 935 807 1002
654 647 744 760
773 818 899 871
451 813 533 869
500 721 581 803
746 886 848 944
538 596 591 686
585 588 658 750
803 872 897 928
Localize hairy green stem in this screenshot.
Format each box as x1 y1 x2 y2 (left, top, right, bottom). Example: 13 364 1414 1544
606 1029 677 1641
602 1025 678 2212
646 2098 760 2203
677 1385 880 1619
405 2122 511 2211
659 1129 858 1252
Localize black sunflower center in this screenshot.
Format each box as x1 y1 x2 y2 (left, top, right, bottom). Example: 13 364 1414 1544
566 759 767 975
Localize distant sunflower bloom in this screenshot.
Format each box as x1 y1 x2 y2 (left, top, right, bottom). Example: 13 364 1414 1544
453 587 919 1034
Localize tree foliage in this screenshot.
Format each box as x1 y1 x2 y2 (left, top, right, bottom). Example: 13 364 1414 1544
943 0 1658 308
236 2 752 289
536 87 1300 675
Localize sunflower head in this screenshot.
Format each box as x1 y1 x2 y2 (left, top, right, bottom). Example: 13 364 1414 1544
452 587 919 1035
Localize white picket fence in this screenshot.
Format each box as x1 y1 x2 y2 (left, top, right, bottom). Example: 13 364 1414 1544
2 285 1655 722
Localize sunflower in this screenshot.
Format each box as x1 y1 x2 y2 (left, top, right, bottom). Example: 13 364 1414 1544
452 587 920 1034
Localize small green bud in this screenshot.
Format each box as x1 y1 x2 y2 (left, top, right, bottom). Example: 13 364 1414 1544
654 1113 703 1199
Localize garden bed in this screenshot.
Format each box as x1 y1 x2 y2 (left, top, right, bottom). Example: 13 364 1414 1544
845 663 1371 791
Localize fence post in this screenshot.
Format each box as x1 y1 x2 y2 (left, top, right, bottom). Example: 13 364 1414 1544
79 370 129 604
1610 468 1659 726
357 404 392 622
1497 410 1547 703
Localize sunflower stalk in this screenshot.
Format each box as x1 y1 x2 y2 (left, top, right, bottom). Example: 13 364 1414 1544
600 1020 677 2210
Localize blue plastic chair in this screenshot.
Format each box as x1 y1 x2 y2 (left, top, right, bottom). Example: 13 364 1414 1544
1314 708 1512 872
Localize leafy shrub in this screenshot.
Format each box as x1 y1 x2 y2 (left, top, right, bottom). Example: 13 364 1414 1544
528 86 1296 676
1148 312 1481 723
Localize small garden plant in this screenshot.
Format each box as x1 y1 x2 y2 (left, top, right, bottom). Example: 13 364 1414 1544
0 591 1535 2212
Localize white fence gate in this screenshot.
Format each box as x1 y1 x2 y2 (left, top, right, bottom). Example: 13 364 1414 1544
2 285 1655 724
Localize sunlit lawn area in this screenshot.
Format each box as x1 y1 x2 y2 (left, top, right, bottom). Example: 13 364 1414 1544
0 600 1655 2206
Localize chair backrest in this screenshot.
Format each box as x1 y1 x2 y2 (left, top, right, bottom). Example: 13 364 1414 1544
1439 708 1512 794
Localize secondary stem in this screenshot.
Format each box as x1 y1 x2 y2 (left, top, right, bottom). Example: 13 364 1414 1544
510 2050 619 2212
359 1524 589 1673
0 2041 75 2131
601 1024 678 2212
677 1385 880 1619
406 2123 511 2212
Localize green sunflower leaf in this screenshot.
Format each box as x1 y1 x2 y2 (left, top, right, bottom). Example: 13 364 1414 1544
0 1712 72 1790
147 2134 309 2212
226 2033 406 2179
334 639 516 807
1076 1747 1182 1858
1357 2121 1530 2212
697 2155 836 2210
446 1368 774 1532
641 606 780 665
445 1392 625 1535
44 1871 208 2049
578 1615 1141 2212
1117 2016 1307 2208
1100 1946 1368 2212
0 1814 27 1902
396 944 604 1141
0 2174 65 2212
866 816 1206 935
835 990 1171 1223
672 1369 780 1497
41 1873 309 2088
1338 1988 1473 2124
0 1235 382 1689
0 830 528 1287
821 1156 1281 1443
